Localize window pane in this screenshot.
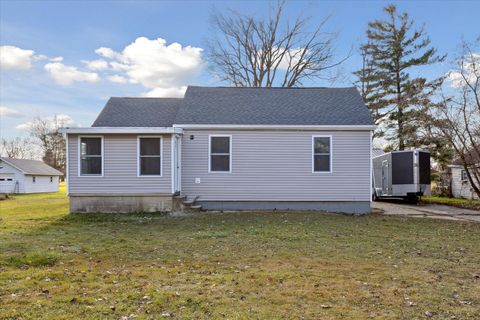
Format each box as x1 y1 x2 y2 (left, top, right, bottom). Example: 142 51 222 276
211 137 230 154
314 137 330 154
211 155 230 172
81 138 102 156
81 157 102 175
141 157 161 175
140 138 160 156
314 155 330 172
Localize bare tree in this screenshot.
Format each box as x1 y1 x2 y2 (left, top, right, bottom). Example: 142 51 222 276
0 137 38 159
429 39 480 197
207 0 345 87
29 115 67 173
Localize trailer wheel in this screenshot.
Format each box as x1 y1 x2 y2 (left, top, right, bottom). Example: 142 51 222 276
406 194 418 204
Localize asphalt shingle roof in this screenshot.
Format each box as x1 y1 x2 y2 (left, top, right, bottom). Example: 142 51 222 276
92 97 182 127
90 86 374 127
177 86 374 125
0 158 63 175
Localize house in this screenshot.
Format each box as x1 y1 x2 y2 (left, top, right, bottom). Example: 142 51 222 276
0 157 63 194
60 86 375 214
448 154 479 200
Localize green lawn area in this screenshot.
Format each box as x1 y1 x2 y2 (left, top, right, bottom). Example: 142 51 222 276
1 187 479 319
421 196 480 211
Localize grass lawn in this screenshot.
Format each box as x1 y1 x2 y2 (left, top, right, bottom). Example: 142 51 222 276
1 187 479 319
421 196 480 211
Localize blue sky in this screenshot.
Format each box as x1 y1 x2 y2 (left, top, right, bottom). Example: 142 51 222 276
1 0 479 139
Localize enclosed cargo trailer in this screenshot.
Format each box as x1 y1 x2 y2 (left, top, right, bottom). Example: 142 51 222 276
372 150 431 202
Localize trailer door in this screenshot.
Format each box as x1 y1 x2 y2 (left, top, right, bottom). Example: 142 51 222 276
382 160 389 195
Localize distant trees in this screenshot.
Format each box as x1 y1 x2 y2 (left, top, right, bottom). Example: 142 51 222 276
0 137 38 159
207 0 345 87
354 5 446 151
29 115 67 173
428 39 480 197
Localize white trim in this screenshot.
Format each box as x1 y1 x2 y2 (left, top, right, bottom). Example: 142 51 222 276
137 136 163 177
369 130 372 203
78 136 104 177
208 135 232 173
171 135 175 193
65 133 69 195
312 135 333 174
174 124 376 131
60 127 182 134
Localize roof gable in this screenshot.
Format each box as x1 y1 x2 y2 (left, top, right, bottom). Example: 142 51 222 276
90 86 374 127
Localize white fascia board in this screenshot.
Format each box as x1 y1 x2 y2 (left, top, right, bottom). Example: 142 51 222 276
59 127 183 134
172 124 376 131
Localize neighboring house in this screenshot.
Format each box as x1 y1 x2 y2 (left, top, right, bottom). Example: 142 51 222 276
449 154 479 200
60 86 375 214
0 157 63 194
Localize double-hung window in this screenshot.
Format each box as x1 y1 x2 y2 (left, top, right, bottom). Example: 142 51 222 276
138 137 162 176
461 169 468 181
313 136 332 173
209 135 231 172
80 137 103 176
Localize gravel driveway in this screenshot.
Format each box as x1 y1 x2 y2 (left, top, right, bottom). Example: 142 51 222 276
372 201 480 222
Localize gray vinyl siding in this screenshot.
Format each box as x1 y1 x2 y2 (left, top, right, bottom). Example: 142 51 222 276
68 134 172 194
181 130 371 201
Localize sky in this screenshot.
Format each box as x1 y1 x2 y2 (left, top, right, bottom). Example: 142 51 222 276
1 0 479 139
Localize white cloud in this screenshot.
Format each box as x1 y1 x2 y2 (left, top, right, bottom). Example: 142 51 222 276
0 45 35 70
95 37 204 96
82 59 108 70
50 56 64 62
144 86 186 98
447 53 480 88
16 114 75 131
0 106 24 118
44 62 100 86
107 74 128 84
95 47 120 59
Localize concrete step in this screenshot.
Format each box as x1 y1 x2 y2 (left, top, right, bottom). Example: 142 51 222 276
182 196 199 205
190 205 202 210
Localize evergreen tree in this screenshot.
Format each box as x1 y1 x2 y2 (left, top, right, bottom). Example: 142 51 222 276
355 4 445 150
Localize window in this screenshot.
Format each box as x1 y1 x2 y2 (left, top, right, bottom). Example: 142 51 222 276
50 176 53 183
313 136 331 172
209 135 231 172
33 176 36 183
461 170 468 181
80 137 103 176
7 178 12 181
138 137 162 176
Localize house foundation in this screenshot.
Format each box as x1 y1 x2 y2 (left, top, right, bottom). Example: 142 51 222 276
69 194 173 213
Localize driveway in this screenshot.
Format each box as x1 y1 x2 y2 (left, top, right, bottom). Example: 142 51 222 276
372 201 480 222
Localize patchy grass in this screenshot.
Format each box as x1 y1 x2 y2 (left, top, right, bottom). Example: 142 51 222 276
422 196 480 211
1 187 479 319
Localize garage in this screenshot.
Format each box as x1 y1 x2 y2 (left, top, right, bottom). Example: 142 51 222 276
0 174 16 193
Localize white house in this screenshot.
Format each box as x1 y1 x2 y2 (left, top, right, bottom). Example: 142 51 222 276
61 86 375 214
0 157 63 194
449 165 479 200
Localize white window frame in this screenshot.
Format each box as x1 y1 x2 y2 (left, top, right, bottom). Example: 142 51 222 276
461 169 468 181
137 136 163 177
78 135 104 177
208 135 232 173
312 135 333 173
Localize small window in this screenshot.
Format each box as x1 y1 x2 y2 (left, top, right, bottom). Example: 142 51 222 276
7 178 13 181
33 176 36 183
50 176 53 182
0 178 5 181
80 137 103 176
138 137 162 176
461 170 468 181
209 136 231 172
313 136 331 172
